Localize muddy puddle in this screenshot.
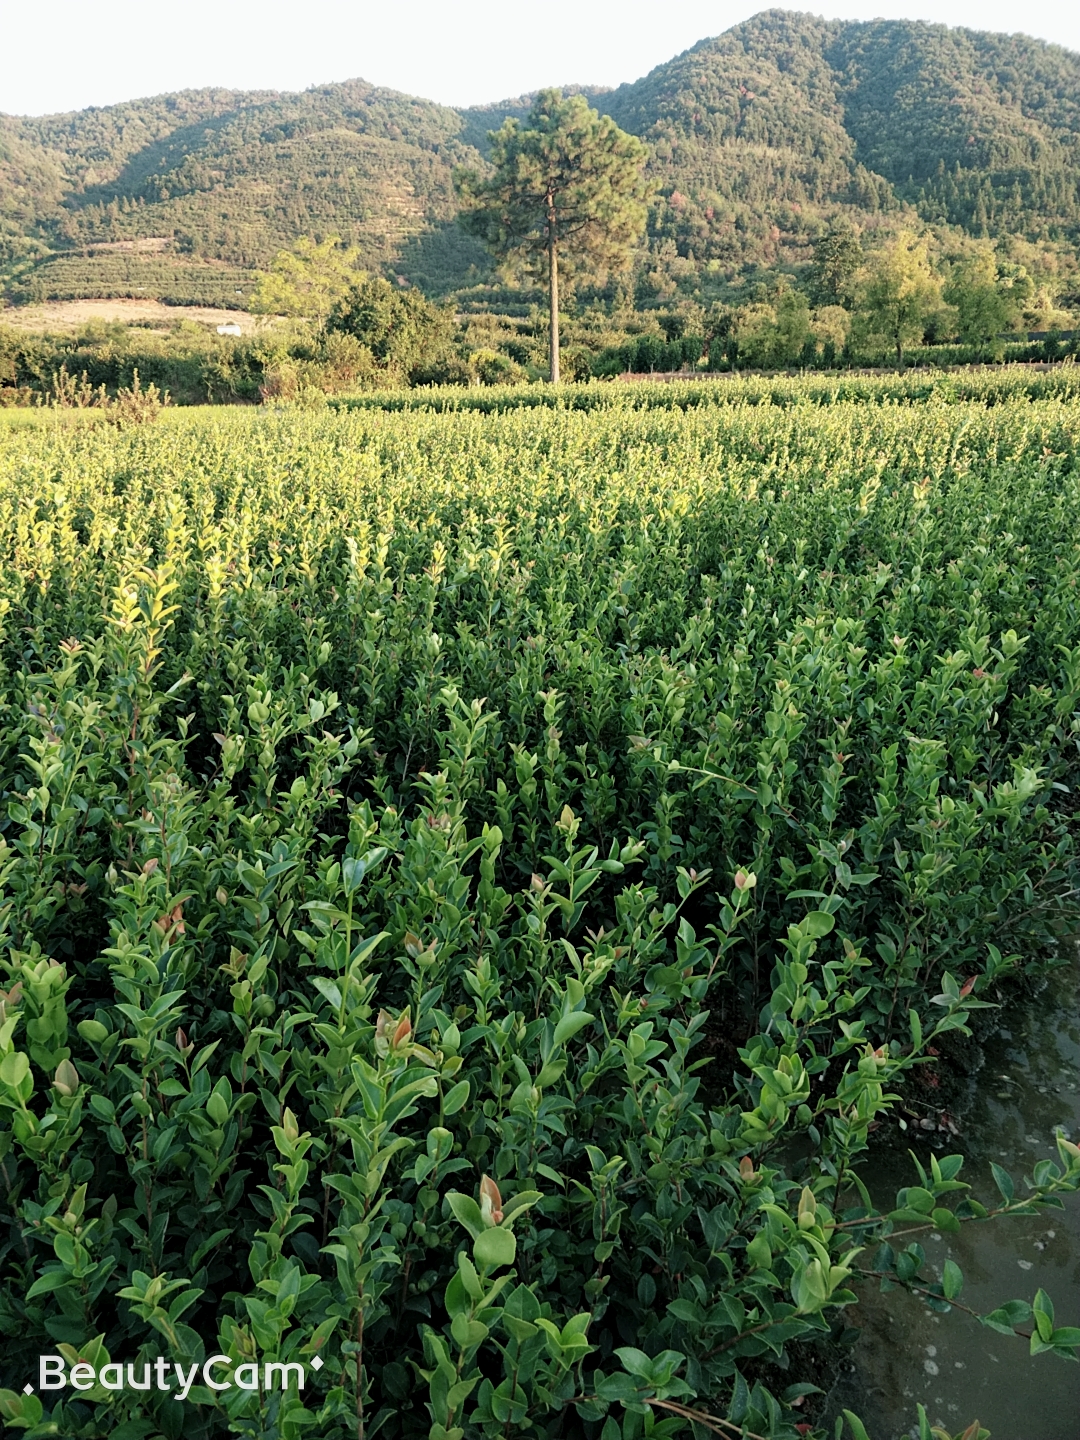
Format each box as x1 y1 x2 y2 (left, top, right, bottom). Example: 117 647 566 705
822 948 1080 1439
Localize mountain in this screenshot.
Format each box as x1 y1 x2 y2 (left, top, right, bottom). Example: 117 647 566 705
2 10 1079 309
572 9 1080 284
0 82 490 302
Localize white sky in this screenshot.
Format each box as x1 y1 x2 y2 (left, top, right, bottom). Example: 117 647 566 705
0 0 1077 117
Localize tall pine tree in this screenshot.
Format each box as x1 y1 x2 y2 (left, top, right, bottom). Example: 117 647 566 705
455 91 651 383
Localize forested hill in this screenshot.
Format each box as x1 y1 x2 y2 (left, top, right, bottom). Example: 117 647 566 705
0 82 489 299
602 10 1080 276
3 8 1080 307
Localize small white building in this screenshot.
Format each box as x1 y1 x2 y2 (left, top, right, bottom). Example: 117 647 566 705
216 322 242 337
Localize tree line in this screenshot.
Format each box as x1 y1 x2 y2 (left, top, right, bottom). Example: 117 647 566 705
1 90 1075 410
242 92 1069 388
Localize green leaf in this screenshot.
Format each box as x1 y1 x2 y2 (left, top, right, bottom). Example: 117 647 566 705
0 1389 43 1427
782 1383 824 1402
843 1410 873 1440
311 976 343 1011
474 1226 517 1270
904 1186 935 1213
908 1008 922 1050
615 1347 653 1380
595 1371 643 1404
553 1010 594 1047
441 1080 470 1116
112 1419 158 1440
88 1093 116 1122
446 1377 477 1411
746 1231 773 1269
802 911 835 939
981 1299 1031 1334
0 1051 29 1089
990 1162 1014 1203
456 1251 484 1301
502 1313 538 1343
942 1259 963 1300
1033 1288 1054 1341
446 1192 483 1240
450 1313 489 1349
207 1090 229 1126
500 1189 543 1223
27 1269 75 1299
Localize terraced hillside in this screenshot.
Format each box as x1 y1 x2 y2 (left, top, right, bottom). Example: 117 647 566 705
2 10 1079 306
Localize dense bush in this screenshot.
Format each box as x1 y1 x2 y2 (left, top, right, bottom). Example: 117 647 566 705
1 311 1077 411
588 328 1079 382
0 392 1078 1439
0 324 267 406
591 334 704 377
327 276 457 387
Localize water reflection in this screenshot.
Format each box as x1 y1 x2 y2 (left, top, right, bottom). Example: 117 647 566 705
823 949 1080 1439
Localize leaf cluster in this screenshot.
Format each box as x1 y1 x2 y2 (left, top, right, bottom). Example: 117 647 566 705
0 392 1077 1440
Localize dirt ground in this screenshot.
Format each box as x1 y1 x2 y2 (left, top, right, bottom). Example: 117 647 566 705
0 299 269 333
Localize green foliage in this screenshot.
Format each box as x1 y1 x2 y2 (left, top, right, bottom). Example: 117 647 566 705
323 365 1080 415
456 89 651 381
3 13 1080 328
943 251 1032 357
591 332 704 378
852 231 950 365
39 364 168 425
809 223 863 308
455 91 651 283
0 390 1077 1440
1 81 478 283
830 19 1080 239
5 254 258 309
737 290 816 368
251 236 364 331
103 369 168 427
327 273 456 384
0 322 269 406
599 10 1080 284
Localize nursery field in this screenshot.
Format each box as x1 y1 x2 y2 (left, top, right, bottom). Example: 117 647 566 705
0 385 1079 1440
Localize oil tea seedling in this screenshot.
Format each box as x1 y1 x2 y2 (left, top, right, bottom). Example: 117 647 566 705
0 383 1078 1440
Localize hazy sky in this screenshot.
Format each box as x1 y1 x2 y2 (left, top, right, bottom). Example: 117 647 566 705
1 0 1078 116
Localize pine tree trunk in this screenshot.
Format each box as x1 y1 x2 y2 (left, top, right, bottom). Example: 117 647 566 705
548 196 560 385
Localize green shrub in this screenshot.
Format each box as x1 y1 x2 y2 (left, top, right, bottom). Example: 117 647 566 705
0 395 1077 1439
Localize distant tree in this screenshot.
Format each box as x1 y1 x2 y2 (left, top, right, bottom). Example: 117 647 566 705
328 274 455 384
852 231 947 367
739 291 816 369
944 251 1030 355
699 301 738 367
808 221 863 307
771 290 814 364
454 90 651 383
810 304 852 362
251 235 361 332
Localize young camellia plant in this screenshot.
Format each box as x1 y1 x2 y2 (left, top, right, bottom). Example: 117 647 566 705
0 380 1078 1440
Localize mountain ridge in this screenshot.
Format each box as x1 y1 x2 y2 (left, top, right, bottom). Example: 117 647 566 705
2 9 1079 308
